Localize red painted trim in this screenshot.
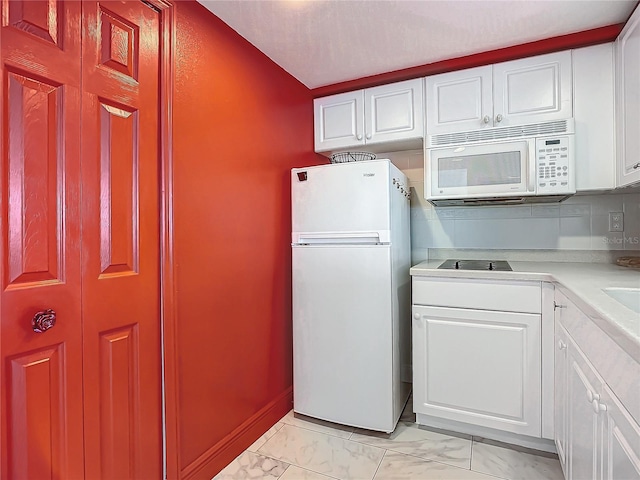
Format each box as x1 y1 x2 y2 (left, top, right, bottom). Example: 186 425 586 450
147 0 179 478
312 23 625 97
182 387 293 480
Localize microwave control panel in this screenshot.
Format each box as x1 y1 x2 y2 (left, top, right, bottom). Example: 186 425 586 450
535 136 571 194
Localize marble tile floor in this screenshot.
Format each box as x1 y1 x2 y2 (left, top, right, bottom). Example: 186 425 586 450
214 399 564 480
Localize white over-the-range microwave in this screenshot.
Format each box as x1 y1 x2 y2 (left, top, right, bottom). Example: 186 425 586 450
425 120 576 207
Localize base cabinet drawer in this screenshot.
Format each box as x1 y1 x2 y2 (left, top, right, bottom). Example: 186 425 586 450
412 305 542 437
412 277 541 313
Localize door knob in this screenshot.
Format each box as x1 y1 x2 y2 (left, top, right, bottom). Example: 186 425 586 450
32 309 56 333
483 115 490 124
554 301 566 310
495 114 503 123
633 162 640 170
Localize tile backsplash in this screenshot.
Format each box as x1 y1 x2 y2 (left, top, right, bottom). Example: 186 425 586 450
383 150 640 261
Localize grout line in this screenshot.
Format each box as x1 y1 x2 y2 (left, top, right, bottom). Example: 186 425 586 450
388 450 474 472
346 429 476 473
370 449 387 480
275 463 292 480
294 466 342 480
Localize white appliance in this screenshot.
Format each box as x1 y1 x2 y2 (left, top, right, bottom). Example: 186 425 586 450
425 121 576 206
291 159 411 433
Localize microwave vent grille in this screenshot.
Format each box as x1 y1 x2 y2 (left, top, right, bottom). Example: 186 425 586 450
430 120 570 146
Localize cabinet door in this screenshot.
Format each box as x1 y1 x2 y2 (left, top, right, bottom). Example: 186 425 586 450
601 385 640 480
365 78 423 145
425 66 493 136
616 7 640 187
567 338 603 480
412 305 541 437
493 51 572 127
573 43 616 191
555 323 570 473
314 90 365 152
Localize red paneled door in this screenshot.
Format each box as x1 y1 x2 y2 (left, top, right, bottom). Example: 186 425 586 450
0 1 84 478
0 1 162 479
80 2 162 478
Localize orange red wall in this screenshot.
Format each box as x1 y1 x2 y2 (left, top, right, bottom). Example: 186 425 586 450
171 2 324 478
168 4 624 479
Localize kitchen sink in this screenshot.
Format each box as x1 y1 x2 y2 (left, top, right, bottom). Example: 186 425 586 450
602 288 640 314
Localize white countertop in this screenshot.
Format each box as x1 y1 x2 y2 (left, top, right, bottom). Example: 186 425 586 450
410 260 640 361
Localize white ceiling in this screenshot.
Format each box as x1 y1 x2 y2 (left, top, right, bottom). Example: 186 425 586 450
198 0 637 89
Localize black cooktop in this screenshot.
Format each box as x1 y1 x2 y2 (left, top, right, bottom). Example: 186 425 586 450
437 259 512 271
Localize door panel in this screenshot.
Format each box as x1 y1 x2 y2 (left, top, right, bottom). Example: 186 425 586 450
98 101 138 276
5 71 64 286
365 78 423 144
554 323 569 473
1 1 84 478
425 65 493 135
5 0 61 45
616 8 640 186
412 305 541 437
493 51 572 126
601 385 640 480
567 346 602 480
313 90 364 151
81 2 161 478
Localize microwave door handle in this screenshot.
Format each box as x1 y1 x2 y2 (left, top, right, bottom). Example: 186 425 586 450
528 142 536 192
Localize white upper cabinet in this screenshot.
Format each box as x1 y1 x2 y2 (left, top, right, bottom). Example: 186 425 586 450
616 6 640 187
573 43 616 191
313 90 365 151
426 51 572 137
314 78 424 153
425 66 493 135
493 51 572 126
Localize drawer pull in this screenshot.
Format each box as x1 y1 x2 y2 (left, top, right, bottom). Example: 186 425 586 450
586 390 600 403
592 399 607 414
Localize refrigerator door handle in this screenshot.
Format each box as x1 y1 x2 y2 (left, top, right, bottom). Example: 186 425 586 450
293 231 388 245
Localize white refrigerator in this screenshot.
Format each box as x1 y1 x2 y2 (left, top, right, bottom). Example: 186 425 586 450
291 159 411 433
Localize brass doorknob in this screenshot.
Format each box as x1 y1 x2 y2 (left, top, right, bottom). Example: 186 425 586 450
32 309 56 333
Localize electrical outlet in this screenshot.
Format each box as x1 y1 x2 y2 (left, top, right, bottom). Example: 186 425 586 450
609 212 624 232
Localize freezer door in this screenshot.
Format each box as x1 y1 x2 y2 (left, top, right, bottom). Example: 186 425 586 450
292 244 394 431
292 161 393 243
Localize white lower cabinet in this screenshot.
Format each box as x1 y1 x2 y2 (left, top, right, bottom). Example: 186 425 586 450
566 332 603 480
413 305 541 436
554 290 640 480
602 385 640 480
555 323 569 470
411 278 548 445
